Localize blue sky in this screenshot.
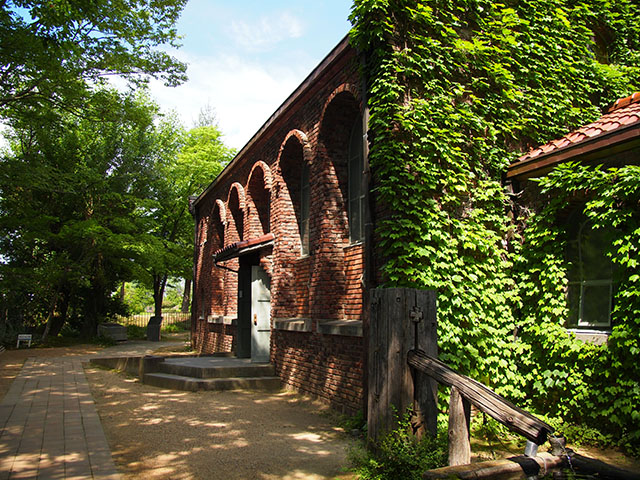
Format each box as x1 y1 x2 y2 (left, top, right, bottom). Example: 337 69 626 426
149 0 353 150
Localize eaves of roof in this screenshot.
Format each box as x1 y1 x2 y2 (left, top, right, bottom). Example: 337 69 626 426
213 232 275 263
192 34 353 209
508 92 640 181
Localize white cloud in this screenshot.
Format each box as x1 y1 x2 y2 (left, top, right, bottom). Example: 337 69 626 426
229 11 304 51
148 50 311 151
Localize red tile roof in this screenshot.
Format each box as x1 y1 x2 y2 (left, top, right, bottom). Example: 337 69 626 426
517 92 640 163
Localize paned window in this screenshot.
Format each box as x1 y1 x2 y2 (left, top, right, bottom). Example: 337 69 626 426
348 116 365 242
300 161 310 255
566 210 615 329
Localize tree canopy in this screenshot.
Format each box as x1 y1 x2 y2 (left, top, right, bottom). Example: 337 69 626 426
0 89 161 337
0 0 187 113
0 91 234 340
137 114 235 318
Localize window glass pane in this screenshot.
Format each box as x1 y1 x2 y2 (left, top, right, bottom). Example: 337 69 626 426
300 162 310 255
301 218 309 256
580 227 613 281
566 283 580 327
349 198 361 242
580 282 612 327
565 209 614 329
348 116 364 242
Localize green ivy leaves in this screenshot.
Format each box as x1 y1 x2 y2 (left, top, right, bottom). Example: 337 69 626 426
350 0 640 451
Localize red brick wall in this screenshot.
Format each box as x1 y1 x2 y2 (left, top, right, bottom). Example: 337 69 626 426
273 330 364 414
344 244 364 320
193 322 236 354
191 43 366 412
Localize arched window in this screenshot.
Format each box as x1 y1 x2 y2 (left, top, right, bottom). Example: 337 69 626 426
300 160 310 255
566 210 615 329
348 116 364 243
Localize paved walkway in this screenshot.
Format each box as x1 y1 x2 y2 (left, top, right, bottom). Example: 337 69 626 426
0 340 186 480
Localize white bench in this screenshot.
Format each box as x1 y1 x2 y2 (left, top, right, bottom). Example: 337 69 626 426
16 334 32 348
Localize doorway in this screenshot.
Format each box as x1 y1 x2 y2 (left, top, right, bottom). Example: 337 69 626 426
237 255 271 363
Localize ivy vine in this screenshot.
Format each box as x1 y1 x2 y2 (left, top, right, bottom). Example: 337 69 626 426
349 0 640 450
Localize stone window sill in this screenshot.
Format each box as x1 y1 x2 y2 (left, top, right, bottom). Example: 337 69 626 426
274 318 362 337
567 328 610 345
318 319 362 337
207 315 236 325
274 318 314 332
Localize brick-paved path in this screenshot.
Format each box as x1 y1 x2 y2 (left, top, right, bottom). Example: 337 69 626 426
0 357 120 480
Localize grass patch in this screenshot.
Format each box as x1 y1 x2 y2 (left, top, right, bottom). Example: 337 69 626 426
162 321 189 333
126 324 146 340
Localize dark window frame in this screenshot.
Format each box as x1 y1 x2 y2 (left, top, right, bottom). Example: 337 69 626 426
565 209 616 330
348 116 365 243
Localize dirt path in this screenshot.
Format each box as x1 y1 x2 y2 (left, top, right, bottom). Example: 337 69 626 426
85 365 356 480
2 342 638 478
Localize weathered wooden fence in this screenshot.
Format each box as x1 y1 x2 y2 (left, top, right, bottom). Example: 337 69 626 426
368 288 553 466
116 312 190 328
368 288 438 440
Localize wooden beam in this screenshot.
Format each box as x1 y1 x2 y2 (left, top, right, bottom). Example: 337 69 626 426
407 349 553 444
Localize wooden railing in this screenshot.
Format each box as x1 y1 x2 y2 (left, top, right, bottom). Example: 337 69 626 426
116 312 191 328
368 288 553 467
407 348 553 464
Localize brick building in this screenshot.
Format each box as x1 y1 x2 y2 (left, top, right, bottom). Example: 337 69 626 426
190 37 370 413
190 21 640 414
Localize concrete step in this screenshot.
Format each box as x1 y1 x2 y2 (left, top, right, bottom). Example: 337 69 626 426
143 372 282 392
157 362 276 379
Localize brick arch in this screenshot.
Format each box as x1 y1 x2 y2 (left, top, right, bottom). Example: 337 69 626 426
279 129 313 166
214 199 227 225
318 83 362 130
248 160 273 190
275 130 312 251
313 84 363 320
226 182 246 210
317 85 362 241
226 182 245 242
246 161 272 237
269 129 313 319
210 199 226 251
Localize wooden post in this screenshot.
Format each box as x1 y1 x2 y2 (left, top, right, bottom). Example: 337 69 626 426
367 288 437 442
448 386 471 466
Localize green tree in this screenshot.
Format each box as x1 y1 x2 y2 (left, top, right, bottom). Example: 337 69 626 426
0 89 160 338
0 0 187 113
122 281 153 315
140 114 234 319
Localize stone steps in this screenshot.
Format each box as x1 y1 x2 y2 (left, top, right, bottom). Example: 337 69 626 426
143 372 282 392
157 362 276 379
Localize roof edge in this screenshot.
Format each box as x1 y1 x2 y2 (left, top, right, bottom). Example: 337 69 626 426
507 121 640 180
193 34 352 209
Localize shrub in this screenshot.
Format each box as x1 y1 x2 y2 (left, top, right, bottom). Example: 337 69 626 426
350 409 447 480
126 324 146 340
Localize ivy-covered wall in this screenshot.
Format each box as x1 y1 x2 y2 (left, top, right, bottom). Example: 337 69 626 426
349 0 640 450
516 162 640 448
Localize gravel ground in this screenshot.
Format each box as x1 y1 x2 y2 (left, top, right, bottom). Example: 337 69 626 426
84 364 357 480
1 340 638 478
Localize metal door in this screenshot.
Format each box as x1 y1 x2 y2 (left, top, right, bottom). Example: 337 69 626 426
236 264 251 358
250 265 271 363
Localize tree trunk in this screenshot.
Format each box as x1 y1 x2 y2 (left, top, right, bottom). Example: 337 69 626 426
181 278 191 313
41 289 60 342
153 273 168 319
50 289 70 337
